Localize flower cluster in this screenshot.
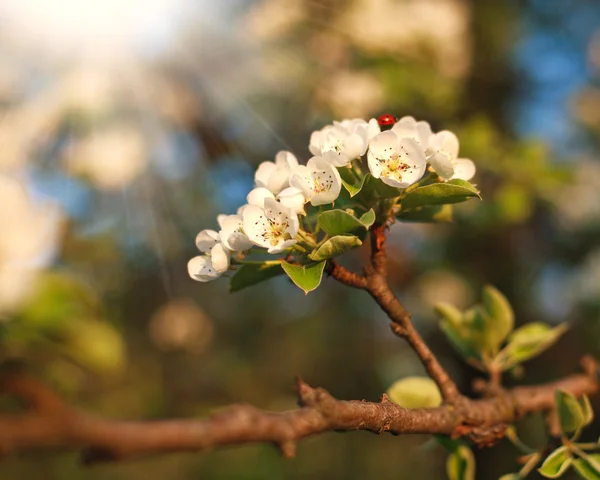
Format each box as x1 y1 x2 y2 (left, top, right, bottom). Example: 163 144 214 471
188 115 476 283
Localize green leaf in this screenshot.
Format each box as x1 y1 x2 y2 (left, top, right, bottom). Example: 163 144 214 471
339 169 401 199
447 445 476 480
317 209 375 236
573 454 600 480
338 167 366 197
229 263 284 292
497 323 568 369
308 235 362 261
579 395 595 427
435 302 482 360
538 446 573 478
401 179 481 210
281 261 326 294
556 390 585 433
498 475 520 480
386 376 442 409
397 204 454 223
481 285 514 353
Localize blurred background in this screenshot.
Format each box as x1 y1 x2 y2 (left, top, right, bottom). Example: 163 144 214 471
1 0 600 478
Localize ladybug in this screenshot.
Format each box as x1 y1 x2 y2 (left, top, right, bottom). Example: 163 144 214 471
377 113 396 129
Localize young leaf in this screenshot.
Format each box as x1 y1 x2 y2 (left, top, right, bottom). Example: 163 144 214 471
538 446 573 478
579 394 595 427
401 179 480 210
229 263 284 292
281 261 326 294
397 204 454 223
481 285 514 353
386 376 442 409
338 167 367 197
447 445 476 480
317 209 375 236
556 390 585 433
435 302 481 360
498 475 520 480
308 235 362 261
496 323 568 369
573 454 600 480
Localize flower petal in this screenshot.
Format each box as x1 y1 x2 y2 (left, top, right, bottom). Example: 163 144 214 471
247 187 275 207
210 243 230 273
307 156 342 206
429 151 455 179
368 130 399 160
242 205 270 249
195 229 220 252
187 255 219 282
254 161 277 189
277 186 306 215
452 158 476 181
289 165 315 201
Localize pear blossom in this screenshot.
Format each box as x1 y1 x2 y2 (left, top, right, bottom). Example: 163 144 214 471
428 130 476 181
309 118 377 167
247 187 275 207
276 187 306 215
391 116 432 151
242 198 299 253
367 131 427 188
218 214 254 251
289 156 342 206
254 150 299 194
188 241 230 282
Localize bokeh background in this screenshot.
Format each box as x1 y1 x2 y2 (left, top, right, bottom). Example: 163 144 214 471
1 0 600 478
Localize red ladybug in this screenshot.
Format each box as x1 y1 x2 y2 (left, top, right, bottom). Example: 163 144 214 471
377 113 396 128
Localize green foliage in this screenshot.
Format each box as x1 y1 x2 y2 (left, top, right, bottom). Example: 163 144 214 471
338 169 401 199
396 204 454 223
230 263 284 292
446 445 476 480
308 235 362 261
538 446 573 478
555 391 593 434
316 209 375 236
495 323 568 370
401 179 480 210
386 376 442 409
573 454 600 479
281 260 326 294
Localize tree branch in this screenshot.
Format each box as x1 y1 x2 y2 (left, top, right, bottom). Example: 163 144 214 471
363 225 461 402
0 362 596 463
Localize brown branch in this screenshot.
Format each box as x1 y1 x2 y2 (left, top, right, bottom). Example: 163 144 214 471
327 260 368 289
0 363 596 463
362 225 461 402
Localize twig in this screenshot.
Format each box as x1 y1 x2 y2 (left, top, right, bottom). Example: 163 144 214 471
0 364 596 463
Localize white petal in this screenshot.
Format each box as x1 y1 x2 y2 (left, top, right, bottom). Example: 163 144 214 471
429 151 455 180
397 137 427 168
267 239 296 254
267 168 292 194
289 165 315 201
274 150 298 169
219 214 253 251
187 255 219 282
452 158 476 181
217 214 227 229
368 130 399 160
309 130 323 156
379 175 406 188
322 150 351 167
254 161 277 189
210 243 230 273
277 187 306 215
342 133 367 158
263 198 300 238
242 205 270 249
367 149 384 179
433 130 459 158
247 187 275 207
366 118 381 141
398 162 427 187
308 156 342 206
195 229 220 252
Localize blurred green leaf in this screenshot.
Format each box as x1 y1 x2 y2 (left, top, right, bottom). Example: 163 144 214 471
281 261 326 294
495 183 533 224
230 263 284 292
401 179 480 210
579 395 594 427
446 445 476 480
386 376 442 409
481 285 514 353
396 204 454 223
556 390 585 433
436 302 483 361
497 323 568 369
573 454 600 480
62 319 125 375
308 235 362 261
317 209 375 236
538 446 572 478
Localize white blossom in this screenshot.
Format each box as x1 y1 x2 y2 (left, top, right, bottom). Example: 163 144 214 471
189 228 232 282
242 198 299 253
289 156 342 206
247 186 305 215
367 130 426 188
218 215 254 251
391 116 432 151
309 119 376 167
254 150 299 194
428 130 476 181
